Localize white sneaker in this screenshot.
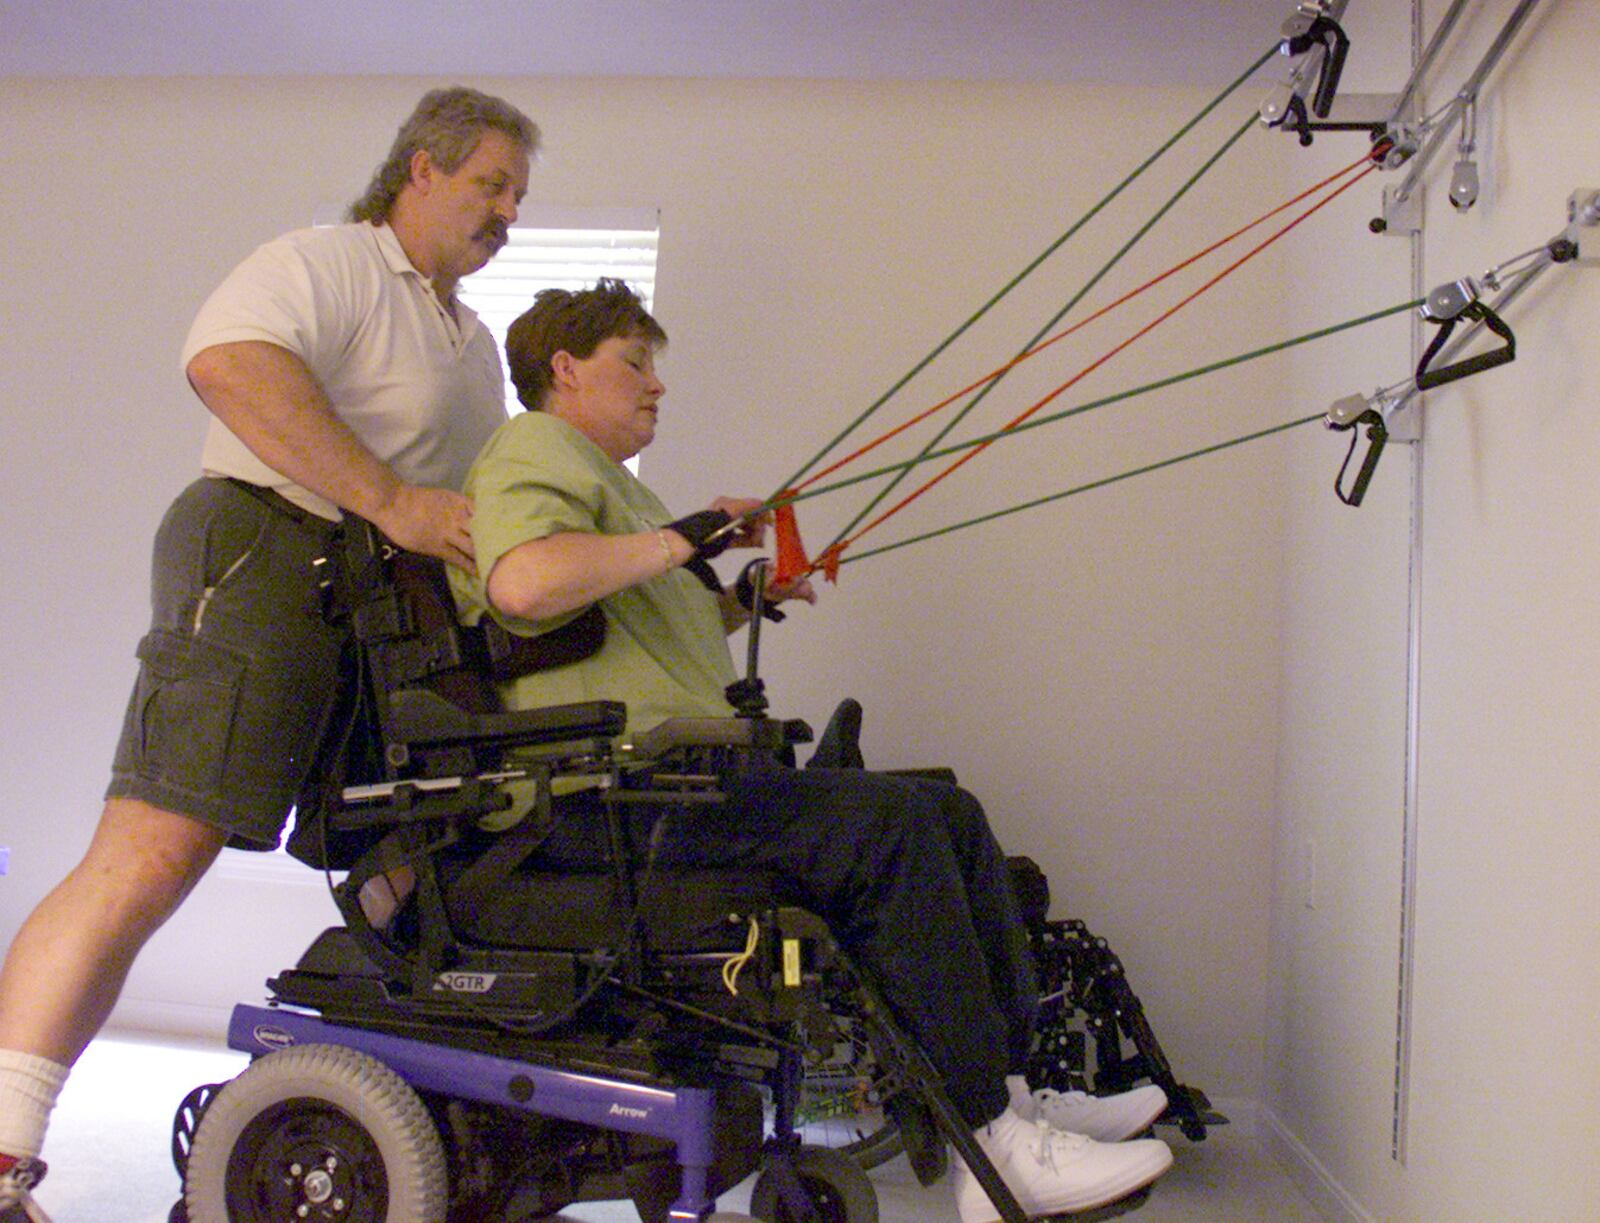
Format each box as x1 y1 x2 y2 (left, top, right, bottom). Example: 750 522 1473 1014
1009 1079 1168 1142
0 1157 52 1223
953 1108 1172 1223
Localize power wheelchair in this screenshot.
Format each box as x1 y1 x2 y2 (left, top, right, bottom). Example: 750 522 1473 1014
166 521 1217 1223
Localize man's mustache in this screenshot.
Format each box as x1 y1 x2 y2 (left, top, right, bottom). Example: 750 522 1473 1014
476 218 509 250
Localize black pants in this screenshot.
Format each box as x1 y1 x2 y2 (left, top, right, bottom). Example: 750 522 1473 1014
535 762 1037 1127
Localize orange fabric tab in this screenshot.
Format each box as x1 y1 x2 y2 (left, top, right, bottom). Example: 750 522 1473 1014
772 496 811 585
817 543 845 584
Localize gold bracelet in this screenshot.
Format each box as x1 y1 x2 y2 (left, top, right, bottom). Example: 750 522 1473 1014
654 529 676 573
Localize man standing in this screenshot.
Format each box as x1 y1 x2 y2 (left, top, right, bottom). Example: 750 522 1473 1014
0 86 536 1220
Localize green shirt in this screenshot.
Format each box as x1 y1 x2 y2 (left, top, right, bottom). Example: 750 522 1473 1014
451 411 737 743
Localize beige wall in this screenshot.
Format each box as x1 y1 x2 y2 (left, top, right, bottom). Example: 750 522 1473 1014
0 71 1292 1100
5 7 1593 1214
1266 2 1419 1214
1268 1 1600 1220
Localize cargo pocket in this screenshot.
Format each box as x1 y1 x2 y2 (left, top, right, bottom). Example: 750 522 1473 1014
125 628 248 796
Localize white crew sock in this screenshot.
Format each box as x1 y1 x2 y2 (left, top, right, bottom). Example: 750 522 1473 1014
0 1050 69 1159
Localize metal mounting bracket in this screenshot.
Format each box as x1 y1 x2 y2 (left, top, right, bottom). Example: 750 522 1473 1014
1272 0 1544 232
1388 0 1542 214
1373 183 1424 238
1568 188 1600 264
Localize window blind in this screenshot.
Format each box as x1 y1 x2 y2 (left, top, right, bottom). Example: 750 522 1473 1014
459 226 660 412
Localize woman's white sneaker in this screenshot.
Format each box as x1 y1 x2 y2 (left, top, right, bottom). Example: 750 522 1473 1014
1008 1078 1169 1142
953 1108 1173 1223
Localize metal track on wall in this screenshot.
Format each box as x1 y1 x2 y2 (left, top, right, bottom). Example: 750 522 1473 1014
1391 0 1426 1165
1390 0 1548 1165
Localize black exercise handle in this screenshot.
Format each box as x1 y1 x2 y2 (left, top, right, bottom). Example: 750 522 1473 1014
1283 92 1315 147
1285 15 1351 119
1332 409 1388 508
1310 18 1350 118
1415 302 1517 392
736 558 786 622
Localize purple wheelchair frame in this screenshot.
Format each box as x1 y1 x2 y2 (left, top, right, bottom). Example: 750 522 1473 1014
225 1002 750 1222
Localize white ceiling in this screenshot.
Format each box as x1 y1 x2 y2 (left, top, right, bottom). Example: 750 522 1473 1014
1 1 1289 85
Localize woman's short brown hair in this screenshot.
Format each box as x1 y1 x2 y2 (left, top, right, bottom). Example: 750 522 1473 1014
505 279 666 410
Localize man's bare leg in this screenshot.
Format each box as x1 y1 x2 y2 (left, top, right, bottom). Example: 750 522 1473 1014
0 798 226 1168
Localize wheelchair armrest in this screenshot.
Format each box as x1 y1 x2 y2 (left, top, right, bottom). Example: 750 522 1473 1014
886 766 959 786
387 688 626 752
629 716 812 759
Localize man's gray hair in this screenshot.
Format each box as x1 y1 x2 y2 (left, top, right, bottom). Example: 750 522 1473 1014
348 86 539 223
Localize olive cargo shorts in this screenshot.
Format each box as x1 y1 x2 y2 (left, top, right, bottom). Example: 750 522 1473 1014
107 478 347 849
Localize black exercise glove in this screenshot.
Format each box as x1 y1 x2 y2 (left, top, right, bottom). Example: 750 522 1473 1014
665 509 735 560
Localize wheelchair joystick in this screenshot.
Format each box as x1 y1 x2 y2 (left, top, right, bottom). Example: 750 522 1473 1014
725 560 772 718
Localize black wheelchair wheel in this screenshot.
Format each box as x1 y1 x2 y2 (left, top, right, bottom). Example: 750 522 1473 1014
183 1044 447 1223
624 1157 679 1223
749 1145 878 1223
171 1080 225 1178
837 1120 902 1171
795 1011 903 1170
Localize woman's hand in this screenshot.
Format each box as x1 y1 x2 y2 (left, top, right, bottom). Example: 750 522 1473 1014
767 573 818 607
707 497 771 548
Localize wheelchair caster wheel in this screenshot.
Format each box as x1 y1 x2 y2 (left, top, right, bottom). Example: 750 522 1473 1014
750 1144 877 1223
181 1044 447 1223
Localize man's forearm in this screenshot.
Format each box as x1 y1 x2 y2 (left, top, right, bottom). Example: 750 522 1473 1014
185 340 476 569
185 340 402 518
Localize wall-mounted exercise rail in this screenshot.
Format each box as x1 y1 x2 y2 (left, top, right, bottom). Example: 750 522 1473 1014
717 11 1588 580
1262 0 1547 227
1387 0 1543 210
1327 189 1599 430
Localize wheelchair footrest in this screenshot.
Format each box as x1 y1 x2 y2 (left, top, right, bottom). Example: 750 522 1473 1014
1075 1184 1155 1219
1159 1085 1230 1141
1025 907 1221 1142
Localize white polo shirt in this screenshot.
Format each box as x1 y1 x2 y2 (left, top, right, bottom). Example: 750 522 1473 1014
183 221 509 520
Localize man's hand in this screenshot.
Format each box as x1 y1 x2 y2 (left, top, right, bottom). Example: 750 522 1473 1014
375 485 476 572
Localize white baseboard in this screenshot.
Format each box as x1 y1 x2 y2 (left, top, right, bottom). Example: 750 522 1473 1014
1260 1104 1378 1223
1206 1094 1261 1138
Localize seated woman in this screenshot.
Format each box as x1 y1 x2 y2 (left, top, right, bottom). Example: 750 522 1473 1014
449 279 1172 1222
